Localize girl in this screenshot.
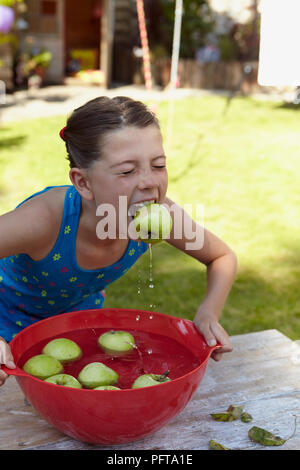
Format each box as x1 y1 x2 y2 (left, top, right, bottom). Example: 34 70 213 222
0 96 237 386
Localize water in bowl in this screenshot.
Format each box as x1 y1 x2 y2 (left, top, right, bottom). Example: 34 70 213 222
18 328 200 390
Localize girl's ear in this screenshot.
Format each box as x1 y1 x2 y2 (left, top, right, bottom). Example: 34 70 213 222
69 168 94 201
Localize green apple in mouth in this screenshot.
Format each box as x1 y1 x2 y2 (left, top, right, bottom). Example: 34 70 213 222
42 338 82 363
98 330 136 355
78 362 119 389
44 374 82 388
134 203 173 244
23 354 63 379
93 385 121 390
132 371 171 389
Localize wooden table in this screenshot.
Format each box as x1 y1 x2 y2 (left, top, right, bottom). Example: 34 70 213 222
1 329 300 450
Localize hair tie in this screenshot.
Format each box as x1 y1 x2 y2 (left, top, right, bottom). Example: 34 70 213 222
59 126 66 141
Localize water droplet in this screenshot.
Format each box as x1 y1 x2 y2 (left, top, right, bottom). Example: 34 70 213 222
147 349 153 355
136 315 140 321
149 244 153 286
149 283 154 289
137 268 142 295
149 314 153 319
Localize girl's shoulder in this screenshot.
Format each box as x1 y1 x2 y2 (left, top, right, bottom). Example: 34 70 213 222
0 187 69 260
15 186 69 231
16 186 69 215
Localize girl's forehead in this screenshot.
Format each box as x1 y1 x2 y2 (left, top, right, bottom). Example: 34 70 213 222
104 124 162 145
102 125 164 162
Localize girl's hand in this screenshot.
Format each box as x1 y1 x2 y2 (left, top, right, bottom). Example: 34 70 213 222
193 312 233 362
0 337 16 386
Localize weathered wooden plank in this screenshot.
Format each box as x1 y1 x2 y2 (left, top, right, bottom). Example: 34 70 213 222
0 378 70 450
1 329 300 450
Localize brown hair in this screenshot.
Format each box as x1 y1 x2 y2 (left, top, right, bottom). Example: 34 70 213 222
63 96 160 168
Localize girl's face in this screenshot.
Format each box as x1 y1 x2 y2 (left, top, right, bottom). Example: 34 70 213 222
86 124 168 216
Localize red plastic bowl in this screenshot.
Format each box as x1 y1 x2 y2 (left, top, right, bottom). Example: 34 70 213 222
3 308 219 445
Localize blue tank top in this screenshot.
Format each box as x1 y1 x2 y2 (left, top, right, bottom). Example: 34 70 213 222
0 185 148 342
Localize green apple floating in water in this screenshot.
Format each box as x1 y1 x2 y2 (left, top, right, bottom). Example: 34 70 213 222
45 374 82 388
134 203 172 244
23 354 63 380
42 338 82 363
93 385 121 390
78 362 119 389
132 371 171 389
98 330 136 356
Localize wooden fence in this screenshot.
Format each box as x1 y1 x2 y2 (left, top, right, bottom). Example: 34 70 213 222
148 58 260 93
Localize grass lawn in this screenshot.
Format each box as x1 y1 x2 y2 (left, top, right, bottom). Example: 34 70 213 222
1 94 300 340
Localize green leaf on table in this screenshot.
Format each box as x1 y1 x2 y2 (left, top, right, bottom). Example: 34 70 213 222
210 412 232 422
209 439 231 450
248 415 297 446
248 426 286 446
227 404 244 420
241 412 253 423
210 404 244 422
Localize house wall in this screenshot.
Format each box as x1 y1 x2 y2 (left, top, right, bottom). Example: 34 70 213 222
0 43 14 91
64 0 101 70
112 0 136 83
23 0 64 83
20 0 137 86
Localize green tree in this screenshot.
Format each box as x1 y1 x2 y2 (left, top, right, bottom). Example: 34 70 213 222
0 0 22 46
159 0 215 58
0 0 22 6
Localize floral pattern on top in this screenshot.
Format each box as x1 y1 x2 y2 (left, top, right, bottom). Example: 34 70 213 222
0 185 149 343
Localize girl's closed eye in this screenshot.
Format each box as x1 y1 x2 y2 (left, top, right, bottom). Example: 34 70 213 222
120 169 135 175
121 166 165 174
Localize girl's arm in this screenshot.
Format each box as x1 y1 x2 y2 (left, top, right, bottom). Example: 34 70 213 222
164 198 238 361
0 197 59 260
0 199 59 385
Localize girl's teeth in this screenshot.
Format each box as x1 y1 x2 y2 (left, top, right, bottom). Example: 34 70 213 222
128 200 155 216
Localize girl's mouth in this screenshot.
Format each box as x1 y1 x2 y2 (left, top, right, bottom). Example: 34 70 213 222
128 199 156 217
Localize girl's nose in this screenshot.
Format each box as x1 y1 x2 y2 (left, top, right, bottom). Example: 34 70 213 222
137 169 157 190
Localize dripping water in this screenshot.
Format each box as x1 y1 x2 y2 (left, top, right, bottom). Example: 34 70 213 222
127 341 145 373
149 244 154 289
137 269 142 295
148 244 156 315
137 241 142 295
